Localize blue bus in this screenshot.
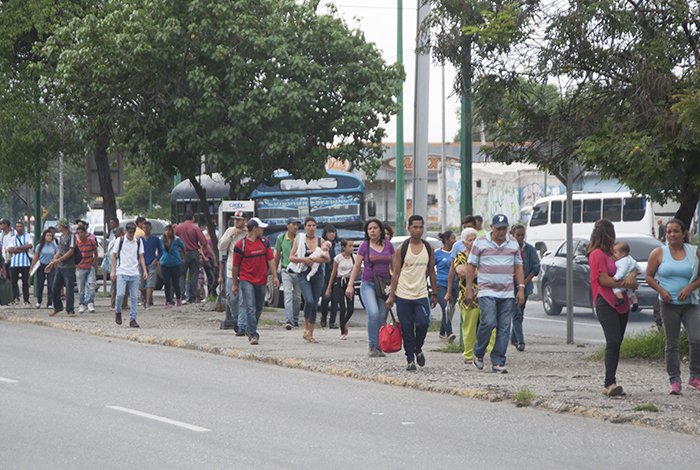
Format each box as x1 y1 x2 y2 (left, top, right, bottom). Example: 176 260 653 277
251 170 366 232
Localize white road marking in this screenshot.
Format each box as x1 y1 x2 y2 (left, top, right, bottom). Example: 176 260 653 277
0 377 19 383
401 422 416 426
106 406 210 432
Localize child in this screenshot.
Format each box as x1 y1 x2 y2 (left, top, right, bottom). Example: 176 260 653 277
307 240 331 281
613 241 641 311
325 239 355 339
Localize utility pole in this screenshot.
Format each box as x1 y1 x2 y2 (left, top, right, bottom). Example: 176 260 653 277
460 38 473 218
440 63 447 232
412 0 430 222
59 153 64 219
565 158 574 344
395 0 405 235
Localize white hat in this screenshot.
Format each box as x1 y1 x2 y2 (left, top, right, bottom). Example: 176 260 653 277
247 217 269 229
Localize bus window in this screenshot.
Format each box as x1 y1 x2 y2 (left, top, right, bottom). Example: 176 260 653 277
603 198 622 222
530 202 549 227
550 201 562 224
583 199 601 222
563 200 582 223
623 197 646 221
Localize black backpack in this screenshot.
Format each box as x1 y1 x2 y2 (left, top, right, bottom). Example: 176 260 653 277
72 234 82 265
116 236 143 267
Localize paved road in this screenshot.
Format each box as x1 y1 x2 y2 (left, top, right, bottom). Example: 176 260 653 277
2 322 697 469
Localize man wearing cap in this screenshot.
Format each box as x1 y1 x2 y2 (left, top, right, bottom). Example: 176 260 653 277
175 211 215 304
231 217 278 344
218 211 247 333
275 217 302 330
110 222 149 327
7 221 34 306
464 214 525 374
47 219 77 317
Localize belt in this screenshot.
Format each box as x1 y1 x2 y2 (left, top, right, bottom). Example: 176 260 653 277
186 249 199 252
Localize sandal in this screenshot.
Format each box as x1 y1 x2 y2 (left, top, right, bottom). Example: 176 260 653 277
603 384 624 397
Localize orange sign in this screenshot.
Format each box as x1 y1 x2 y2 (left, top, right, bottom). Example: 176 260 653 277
326 158 352 172
385 155 459 171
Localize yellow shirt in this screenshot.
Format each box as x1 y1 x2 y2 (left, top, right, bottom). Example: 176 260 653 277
396 242 429 300
135 227 145 239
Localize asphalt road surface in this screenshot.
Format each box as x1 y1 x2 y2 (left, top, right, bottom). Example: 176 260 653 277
2 322 697 469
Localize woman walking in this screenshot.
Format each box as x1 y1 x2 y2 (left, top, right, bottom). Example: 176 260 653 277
346 219 395 357
646 218 700 394
289 217 329 343
447 228 494 363
161 224 186 308
325 239 356 339
29 229 58 309
435 231 457 342
509 224 540 351
320 225 340 328
587 219 637 397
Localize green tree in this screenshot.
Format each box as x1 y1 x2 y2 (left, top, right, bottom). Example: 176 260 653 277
45 0 403 253
117 162 172 220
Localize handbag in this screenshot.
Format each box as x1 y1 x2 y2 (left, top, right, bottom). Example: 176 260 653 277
379 308 403 353
363 243 390 300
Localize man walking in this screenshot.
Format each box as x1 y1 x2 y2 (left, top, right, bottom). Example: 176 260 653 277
140 221 162 308
48 219 77 317
386 215 438 371
111 222 148 327
275 217 302 330
175 211 215 304
231 217 278 345
75 225 98 313
218 211 247 334
7 221 33 305
465 214 525 374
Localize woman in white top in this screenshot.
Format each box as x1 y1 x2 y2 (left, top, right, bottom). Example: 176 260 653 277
325 239 355 339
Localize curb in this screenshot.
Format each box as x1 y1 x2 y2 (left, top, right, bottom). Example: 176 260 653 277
0 313 686 436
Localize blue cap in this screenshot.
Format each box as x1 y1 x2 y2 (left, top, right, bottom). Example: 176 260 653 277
491 214 509 228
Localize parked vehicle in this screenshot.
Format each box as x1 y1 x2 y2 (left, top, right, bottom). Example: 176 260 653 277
538 233 662 316
527 192 655 256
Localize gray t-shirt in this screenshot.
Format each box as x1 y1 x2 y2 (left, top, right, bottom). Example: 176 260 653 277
58 232 76 268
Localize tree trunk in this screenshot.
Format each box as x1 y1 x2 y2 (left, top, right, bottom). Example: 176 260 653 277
188 175 219 262
674 185 699 230
94 129 117 225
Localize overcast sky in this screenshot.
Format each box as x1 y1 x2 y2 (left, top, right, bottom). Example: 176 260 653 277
320 0 461 144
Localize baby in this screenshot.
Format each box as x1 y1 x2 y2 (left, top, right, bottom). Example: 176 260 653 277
613 241 641 311
307 240 332 280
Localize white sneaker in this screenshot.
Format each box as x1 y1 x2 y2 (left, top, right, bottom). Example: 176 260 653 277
78 305 86 314
87 303 95 313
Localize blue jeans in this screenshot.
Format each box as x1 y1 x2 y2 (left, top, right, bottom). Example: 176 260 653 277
436 285 456 336
360 281 387 349
52 267 76 313
239 280 265 337
282 270 301 324
396 296 431 363
76 267 96 306
225 277 245 331
300 271 324 324
161 264 182 303
474 296 516 367
510 296 529 345
115 274 140 321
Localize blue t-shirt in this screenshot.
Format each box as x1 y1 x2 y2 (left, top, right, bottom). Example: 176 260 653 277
450 240 465 260
37 241 58 265
141 235 163 265
435 248 457 289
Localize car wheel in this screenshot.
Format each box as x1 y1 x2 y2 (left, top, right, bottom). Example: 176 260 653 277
265 274 280 307
542 282 563 316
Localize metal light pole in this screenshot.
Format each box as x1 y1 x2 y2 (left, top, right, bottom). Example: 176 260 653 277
565 158 574 344
460 38 473 218
440 62 447 231
412 0 430 222
395 0 405 235
59 153 64 219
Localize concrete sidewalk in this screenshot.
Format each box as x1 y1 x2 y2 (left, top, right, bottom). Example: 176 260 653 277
2 295 699 437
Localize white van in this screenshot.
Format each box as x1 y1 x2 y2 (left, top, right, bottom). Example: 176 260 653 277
527 192 655 255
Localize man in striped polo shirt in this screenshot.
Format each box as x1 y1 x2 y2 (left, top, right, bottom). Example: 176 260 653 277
7 221 33 306
465 214 525 374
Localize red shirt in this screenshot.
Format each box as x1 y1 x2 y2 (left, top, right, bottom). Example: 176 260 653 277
589 248 629 314
174 220 207 251
232 237 274 286
76 237 97 269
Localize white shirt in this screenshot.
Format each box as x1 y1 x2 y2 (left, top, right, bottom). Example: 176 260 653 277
111 236 144 277
334 253 354 278
0 229 14 262
9 232 34 268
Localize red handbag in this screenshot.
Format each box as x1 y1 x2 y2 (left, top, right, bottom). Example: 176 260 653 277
379 309 403 353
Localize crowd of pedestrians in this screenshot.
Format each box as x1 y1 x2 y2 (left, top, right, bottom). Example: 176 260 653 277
2 206 699 397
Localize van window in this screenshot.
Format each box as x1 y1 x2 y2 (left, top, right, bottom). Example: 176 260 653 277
603 198 622 222
623 197 645 221
563 200 582 223
583 199 601 222
550 201 562 224
530 202 549 227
